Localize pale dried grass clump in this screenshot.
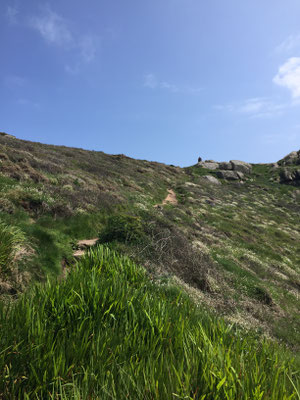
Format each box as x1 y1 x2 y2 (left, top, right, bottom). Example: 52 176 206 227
0 222 32 277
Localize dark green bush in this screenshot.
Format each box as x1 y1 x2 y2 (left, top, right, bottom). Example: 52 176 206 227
98 213 144 244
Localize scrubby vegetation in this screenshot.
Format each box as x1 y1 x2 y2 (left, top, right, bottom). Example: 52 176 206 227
98 213 145 244
0 134 300 397
0 246 299 399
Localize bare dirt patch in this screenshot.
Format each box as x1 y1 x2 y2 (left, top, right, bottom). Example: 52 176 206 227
163 189 178 205
73 238 98 258
155 189 178 208
77 238 98 248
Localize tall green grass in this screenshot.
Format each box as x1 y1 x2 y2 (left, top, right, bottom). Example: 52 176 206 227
3 212 107 276
0 222 27 275
0 246 299 399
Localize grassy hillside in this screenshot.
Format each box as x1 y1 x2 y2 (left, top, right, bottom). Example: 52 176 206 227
0 133 299 354
1 246 299 399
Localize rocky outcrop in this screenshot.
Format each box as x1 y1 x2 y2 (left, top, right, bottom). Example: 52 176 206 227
203 175 221 185
278 151 300 166
197 159 252 180
216 171 244 180
218 162 232 170
230 160 252 174
199 161 219 170
280 168 300 185
277 150 300 185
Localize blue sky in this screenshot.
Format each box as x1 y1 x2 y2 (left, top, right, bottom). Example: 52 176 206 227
1 1 300 166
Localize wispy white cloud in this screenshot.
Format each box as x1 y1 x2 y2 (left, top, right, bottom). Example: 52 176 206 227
215 97 287 118
143 73 202 94
64 34 98 74
64 64 80 75
160 81 180 93
79 35 97 63
275 34 300 54
144 73 179 92
30 7 72 47
273 57 300 99
65 36 97 74
17 98 40 108
6 5 19 24
4 75 27 88
27 6 100 74
144 73 158 89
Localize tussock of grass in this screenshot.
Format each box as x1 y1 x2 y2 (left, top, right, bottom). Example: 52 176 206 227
0 222 29 276
0 246 299 399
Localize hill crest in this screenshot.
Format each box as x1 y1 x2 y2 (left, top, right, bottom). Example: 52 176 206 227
0 134 299 350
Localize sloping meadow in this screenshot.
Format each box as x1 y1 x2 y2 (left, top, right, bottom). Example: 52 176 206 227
0 246 299 399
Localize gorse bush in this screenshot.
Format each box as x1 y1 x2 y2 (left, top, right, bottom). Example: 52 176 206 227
98 213 144 244
0 245 299 399
0 222 27 275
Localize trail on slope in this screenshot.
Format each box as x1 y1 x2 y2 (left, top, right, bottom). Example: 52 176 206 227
72 189 177 259
154 189 178 208
161 189 178 206
61 239 98 279
73 238 98 257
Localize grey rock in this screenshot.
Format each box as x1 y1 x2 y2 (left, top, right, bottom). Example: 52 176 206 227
199 162 220 170
292 189 300 199
230 160 252 174
279 151 299 166
203 175 221 185
216 170 240 180
219 162 232 170
280 169 294 182
271 163 279 169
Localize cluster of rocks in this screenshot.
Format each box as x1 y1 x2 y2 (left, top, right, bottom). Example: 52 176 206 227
277 151 300 185
279 169 300 185
278 150 300 167
197 158 252 181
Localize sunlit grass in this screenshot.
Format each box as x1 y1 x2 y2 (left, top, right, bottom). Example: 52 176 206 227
0 221 28 275
0 245 299 399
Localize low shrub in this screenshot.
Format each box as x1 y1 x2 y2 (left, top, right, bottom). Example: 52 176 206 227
98 213 145 244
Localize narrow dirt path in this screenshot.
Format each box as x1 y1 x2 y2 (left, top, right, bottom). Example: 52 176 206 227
162 189 178 205
61 238 99 279
73 238 98 257
71 190 177 257
64 189 177 275
155 189 178 208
